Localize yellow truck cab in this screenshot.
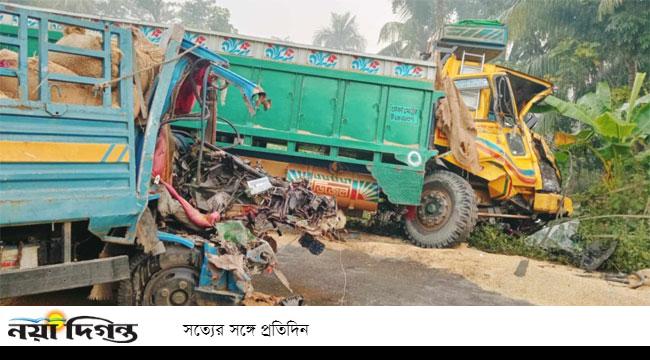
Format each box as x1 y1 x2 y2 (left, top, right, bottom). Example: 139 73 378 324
434 54 573 224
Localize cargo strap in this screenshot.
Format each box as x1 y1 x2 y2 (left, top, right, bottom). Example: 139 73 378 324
133 43 149 121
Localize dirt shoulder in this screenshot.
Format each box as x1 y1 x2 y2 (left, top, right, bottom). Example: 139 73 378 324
315 233 650 306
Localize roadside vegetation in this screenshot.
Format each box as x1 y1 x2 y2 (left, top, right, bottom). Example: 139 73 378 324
469 170 650 274
472 73 650 274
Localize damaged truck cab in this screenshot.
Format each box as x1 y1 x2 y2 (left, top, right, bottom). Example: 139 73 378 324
432 21 573 228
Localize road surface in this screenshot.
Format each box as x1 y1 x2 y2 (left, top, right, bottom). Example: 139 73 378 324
0 235 526 306
253 243 527 305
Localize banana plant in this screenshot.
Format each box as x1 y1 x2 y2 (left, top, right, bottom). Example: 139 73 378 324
545 73 650 177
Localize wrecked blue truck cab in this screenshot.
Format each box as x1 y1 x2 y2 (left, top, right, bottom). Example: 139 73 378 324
0 4 274 305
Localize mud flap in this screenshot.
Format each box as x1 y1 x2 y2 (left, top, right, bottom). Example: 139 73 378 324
136 208 166 255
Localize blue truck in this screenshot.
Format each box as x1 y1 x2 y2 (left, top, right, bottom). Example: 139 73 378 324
0 4 311 305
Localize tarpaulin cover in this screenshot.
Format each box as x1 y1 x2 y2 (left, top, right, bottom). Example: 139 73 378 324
435 55 481 174
455 19 504 27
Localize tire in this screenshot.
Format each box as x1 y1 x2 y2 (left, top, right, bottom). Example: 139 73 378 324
117 245 201 306
405 171 478 249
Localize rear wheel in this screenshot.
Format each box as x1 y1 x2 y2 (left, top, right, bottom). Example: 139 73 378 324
405 171 478 248
117 245 201 306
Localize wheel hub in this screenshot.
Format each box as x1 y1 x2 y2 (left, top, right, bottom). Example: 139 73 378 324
418 190 452 229
143 267 197 306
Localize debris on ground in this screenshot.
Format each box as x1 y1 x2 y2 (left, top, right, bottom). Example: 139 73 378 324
325 233 650 306
242 292 305 306
525 220 618 271
151 133 345 303
514 259 529 277
630 270 650 289
605 269 650 289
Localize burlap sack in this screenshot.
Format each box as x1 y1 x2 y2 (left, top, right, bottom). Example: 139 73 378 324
0 49 140 112
0 90 7 99
435 54 482 174
49 26 122 80
132 27 165 95
1 49 102 105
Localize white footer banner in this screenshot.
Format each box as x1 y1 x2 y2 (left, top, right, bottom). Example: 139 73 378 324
1 307 648 346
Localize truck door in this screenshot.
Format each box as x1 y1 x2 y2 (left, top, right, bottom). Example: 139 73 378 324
498 67 563 194
488 74 539 188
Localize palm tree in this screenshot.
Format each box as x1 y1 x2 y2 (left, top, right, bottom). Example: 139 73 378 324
313 12 367 52
505 0 645 95
597 0 624 19
378 0 443 58
378 0 513 59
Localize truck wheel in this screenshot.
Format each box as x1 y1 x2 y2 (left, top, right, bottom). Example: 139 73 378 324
117 245 201 306
405 171 478 249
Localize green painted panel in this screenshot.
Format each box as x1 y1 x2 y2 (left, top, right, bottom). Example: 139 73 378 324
368 163 426 205
341 82 381 142
254 69 297 131
298 76 339 136
0 24 62 56
177 54 445 205
226 55 437 91
219 64 255 126
384 88 425 147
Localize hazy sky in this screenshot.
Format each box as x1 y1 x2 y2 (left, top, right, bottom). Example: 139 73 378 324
214 0 400 53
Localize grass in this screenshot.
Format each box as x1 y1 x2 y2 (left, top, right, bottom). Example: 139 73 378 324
469 168 650 274
468 224 574 266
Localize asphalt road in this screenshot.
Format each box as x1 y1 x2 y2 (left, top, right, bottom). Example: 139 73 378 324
252 243 528 306
1 239 527 306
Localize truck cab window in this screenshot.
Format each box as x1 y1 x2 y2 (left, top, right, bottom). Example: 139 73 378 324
493 76 517 128
454 77 489 120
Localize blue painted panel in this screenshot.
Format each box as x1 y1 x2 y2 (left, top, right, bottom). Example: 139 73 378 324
158 232 196 249
0 5 138 233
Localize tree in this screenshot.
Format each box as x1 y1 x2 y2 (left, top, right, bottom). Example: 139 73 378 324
175 0 236 33
505 0 650 98
378 0 514 58
545 73 650 178
118 0 176 23
313 12 367 52
6 0 236 32
378 0 439 58
6 0 113 15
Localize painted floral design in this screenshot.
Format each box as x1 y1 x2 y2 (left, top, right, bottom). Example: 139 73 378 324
287 170 380 202
221 38 252 56
184 32 207 47
140 27 164 45
394 63 424 78
265 44 295 62
308 51 338 68
351 57 381 74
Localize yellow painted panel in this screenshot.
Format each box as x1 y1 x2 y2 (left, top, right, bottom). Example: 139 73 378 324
534 193 574 215
0 141 129 163
106 145 128 163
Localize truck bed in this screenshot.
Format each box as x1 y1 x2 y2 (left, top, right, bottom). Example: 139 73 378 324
0 5 139 240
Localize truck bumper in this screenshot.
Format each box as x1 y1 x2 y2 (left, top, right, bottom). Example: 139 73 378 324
534 193 574 216
0 256 130 299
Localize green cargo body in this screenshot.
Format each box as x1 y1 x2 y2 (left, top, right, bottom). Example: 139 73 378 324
214 56 444 205
0 23 62 55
